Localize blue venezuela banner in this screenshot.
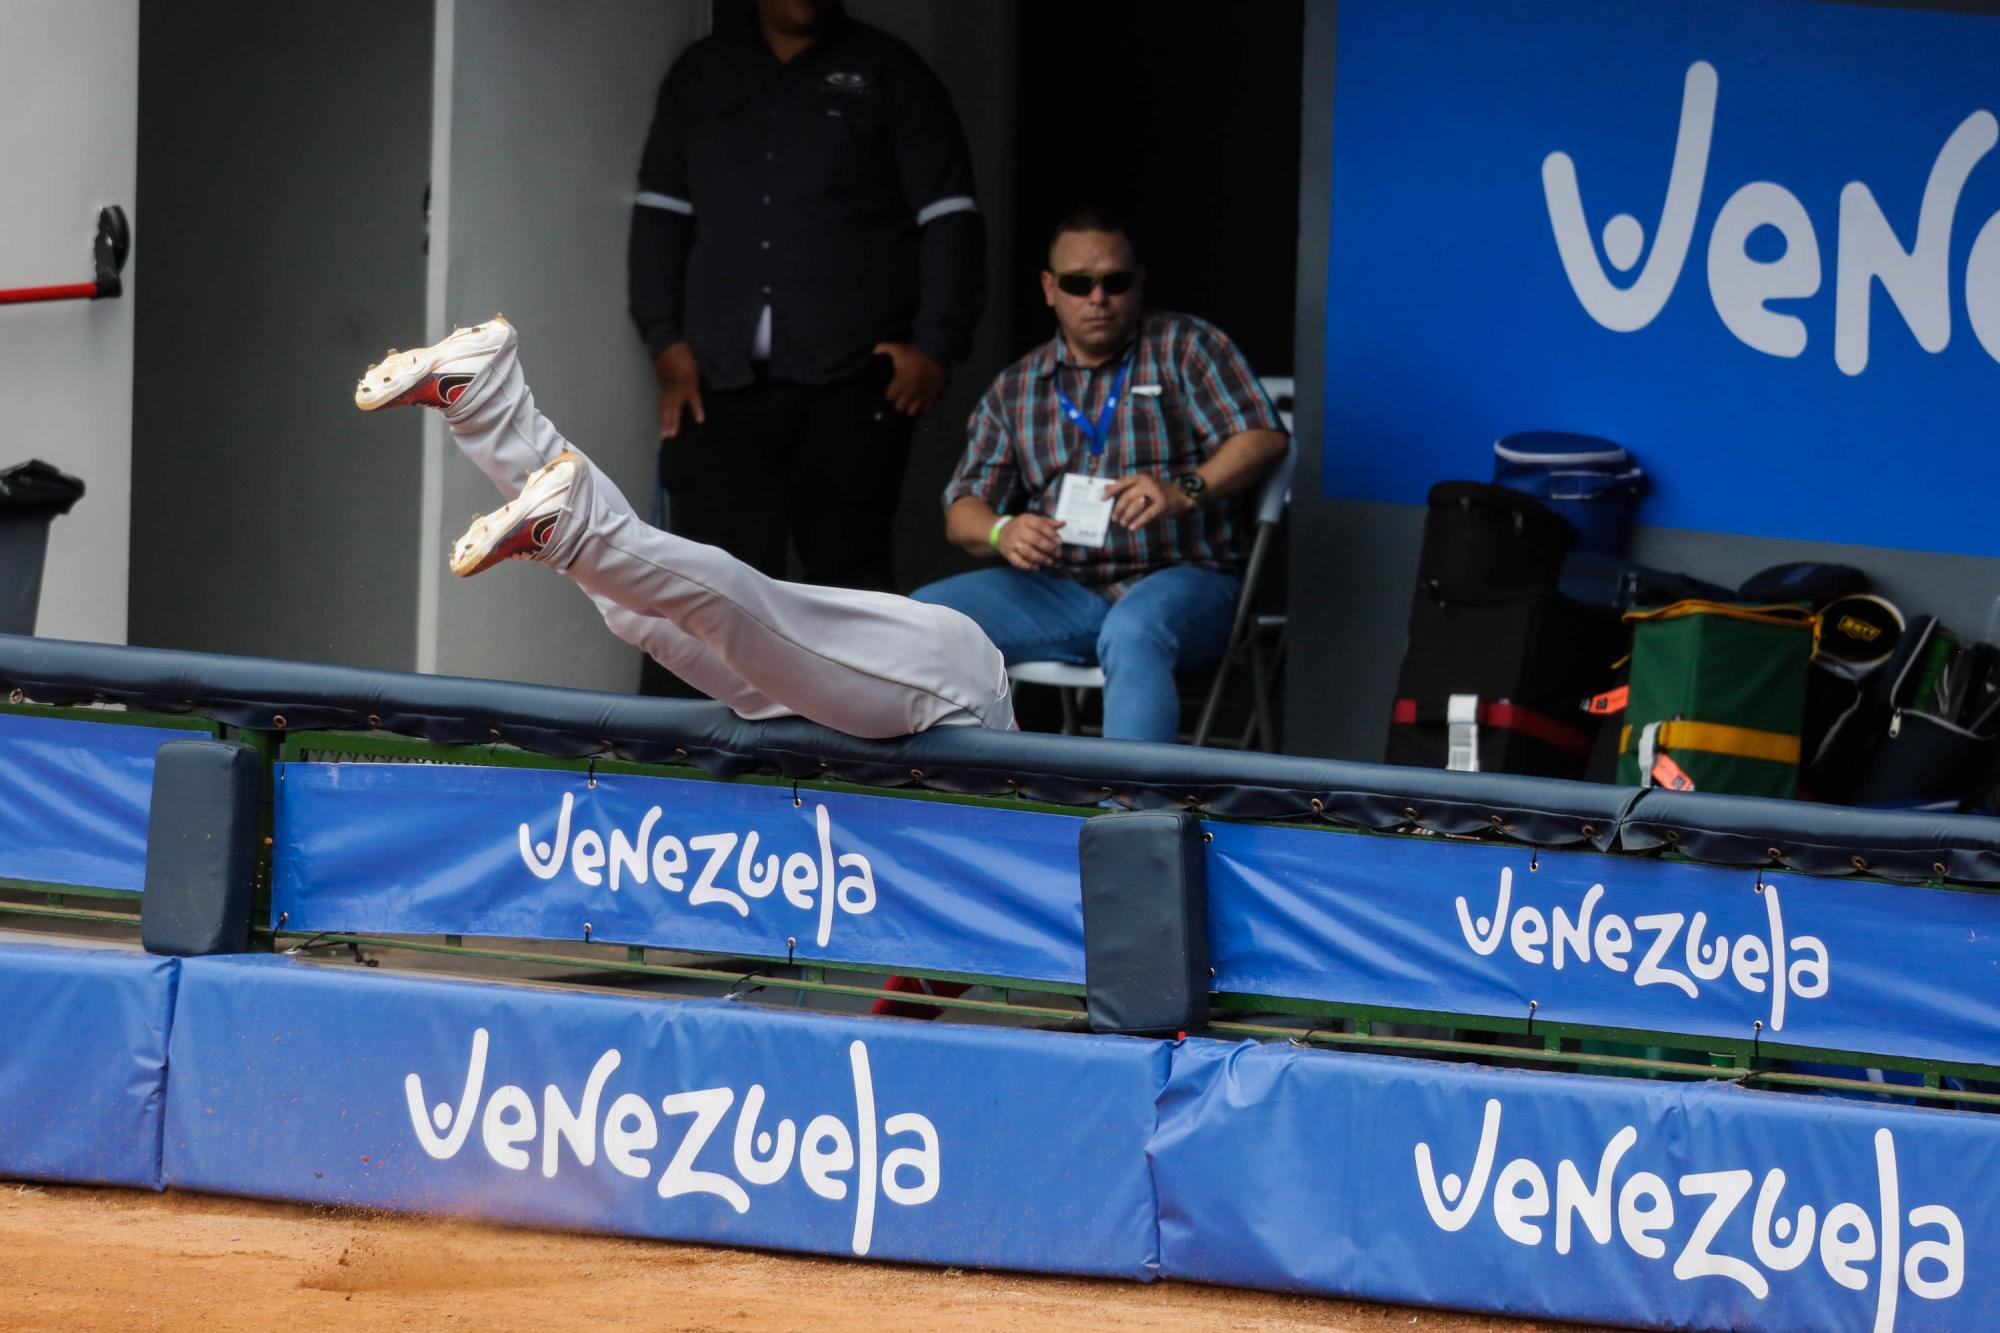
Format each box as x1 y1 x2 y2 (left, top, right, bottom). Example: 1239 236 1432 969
272 762 1087 984
0 711 198 892
1326 0 2000 554
164 954 1165 1277
156 951 2000 1329
1206 823 2000 1070
1156 1040 2000 1332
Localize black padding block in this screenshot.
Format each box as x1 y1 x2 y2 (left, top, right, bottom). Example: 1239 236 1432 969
140 739 262 957
1079 811 1209 1036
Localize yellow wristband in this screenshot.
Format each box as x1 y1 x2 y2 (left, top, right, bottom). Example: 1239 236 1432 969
988 515 1014 549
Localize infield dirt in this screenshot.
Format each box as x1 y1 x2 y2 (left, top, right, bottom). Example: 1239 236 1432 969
0 1182 1614 1332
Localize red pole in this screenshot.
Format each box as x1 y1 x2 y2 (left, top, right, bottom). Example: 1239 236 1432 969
0 282 101 306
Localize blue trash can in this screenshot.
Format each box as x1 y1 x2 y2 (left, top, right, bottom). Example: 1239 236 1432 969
1492 432 1645 557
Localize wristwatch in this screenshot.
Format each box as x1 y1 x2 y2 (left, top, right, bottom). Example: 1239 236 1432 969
1174 472 1208 506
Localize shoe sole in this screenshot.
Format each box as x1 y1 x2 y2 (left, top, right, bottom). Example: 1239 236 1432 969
449 451 578 577
354 316 512 412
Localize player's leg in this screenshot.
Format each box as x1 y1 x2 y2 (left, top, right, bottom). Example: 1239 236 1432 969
451 448 1013 736
355 318 791 720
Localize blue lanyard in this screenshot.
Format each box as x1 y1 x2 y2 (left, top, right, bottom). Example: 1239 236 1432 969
1053 356 1131 463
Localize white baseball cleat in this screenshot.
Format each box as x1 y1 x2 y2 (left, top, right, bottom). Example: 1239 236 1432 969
355 315 514 412
449 450 579 577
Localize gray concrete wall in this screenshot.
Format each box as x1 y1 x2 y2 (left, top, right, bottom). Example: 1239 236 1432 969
1287 0 2000 763
130 1 431 668
846 0 1020 596
0 2 137 644
421 0 704 690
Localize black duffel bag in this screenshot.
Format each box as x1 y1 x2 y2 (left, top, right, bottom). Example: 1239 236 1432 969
1416 481 1575 607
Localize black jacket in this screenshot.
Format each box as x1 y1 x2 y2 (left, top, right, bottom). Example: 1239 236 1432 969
627 5 985 388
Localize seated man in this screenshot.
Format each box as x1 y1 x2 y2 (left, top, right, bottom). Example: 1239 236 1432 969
354 316 1012 738
912 208 1288 743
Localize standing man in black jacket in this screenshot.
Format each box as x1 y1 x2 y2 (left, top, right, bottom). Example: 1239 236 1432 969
628 0 984 602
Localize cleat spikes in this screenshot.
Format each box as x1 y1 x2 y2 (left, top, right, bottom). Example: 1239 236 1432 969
353 315 513 413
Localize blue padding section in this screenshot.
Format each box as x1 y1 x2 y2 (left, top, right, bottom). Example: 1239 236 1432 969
273 763 1086 982
0 712 189 891
1155 1040 1999 1331
164 955 1162 1277
0 941 175 1188
1209 824 2000 1069
14 632 2000 884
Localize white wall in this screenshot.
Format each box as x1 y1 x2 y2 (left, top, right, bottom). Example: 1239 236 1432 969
421 0 705 690
0 0 137 643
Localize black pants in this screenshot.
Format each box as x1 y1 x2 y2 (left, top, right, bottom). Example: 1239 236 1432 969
641 357 915 695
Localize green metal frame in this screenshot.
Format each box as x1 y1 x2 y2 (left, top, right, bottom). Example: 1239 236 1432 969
5 704 1998 1105
0 700 220 734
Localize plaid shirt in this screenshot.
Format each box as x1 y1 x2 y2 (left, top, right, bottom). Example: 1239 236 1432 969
943 311 1282 594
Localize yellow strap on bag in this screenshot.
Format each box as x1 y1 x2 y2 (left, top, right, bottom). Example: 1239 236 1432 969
1621 600 1822 647
1619 720 1801 765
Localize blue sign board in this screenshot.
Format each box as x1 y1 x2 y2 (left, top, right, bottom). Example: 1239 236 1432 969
273 763 1088 983
1156 1039 1999 1332
1325 0 2000 554
0 711 191 892
164 954 1165 1278
154 951 2000 1331
1206 823 2000 1070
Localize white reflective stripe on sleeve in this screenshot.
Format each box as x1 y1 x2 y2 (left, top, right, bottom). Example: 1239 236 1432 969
635 191 694 216
915 195 977 226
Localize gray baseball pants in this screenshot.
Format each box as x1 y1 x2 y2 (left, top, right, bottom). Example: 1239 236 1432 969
441 340 1013 737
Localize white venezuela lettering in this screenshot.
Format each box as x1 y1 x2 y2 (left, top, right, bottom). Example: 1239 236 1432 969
517 794 877 947
1543 60 2000 374
403 1029 938 1256
1416 1099 1965 1332
1456 868 1828 1032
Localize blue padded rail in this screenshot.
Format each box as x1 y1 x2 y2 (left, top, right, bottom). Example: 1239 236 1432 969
4 633 1999 884
1155 1039 2000 1332
0 940 176 1188
163 954 1165 1277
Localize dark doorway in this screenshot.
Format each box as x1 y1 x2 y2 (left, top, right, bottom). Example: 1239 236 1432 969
1009 1 1304 373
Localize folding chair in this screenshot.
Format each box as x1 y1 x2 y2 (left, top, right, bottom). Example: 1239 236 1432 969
1007 377 1297 748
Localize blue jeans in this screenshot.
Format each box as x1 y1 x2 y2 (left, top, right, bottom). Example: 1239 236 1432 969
911 565 1240 742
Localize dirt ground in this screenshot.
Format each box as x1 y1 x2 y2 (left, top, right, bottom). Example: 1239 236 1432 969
0 1182 1615 1333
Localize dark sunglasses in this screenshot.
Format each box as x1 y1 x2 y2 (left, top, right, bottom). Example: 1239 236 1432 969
1052 270 1138 298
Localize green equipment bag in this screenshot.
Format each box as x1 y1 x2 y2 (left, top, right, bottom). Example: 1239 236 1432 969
1617 601 1819 798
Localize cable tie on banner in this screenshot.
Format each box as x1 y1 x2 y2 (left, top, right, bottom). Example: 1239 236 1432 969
582 921 593 942
786 937 796 966
792 777 801 808
1288 1021 1334 1049
276 912 289 930
586 758 598 789
1526 998 1539 1037
1754 874 1765 895
727 965 768 999
1529 848 1540 872
1752 1018 1763 1060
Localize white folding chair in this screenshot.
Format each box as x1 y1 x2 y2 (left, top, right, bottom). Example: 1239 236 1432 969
1007 376 1297 747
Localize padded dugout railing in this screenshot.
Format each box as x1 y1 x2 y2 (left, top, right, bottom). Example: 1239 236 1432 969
5 632 2000 1101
